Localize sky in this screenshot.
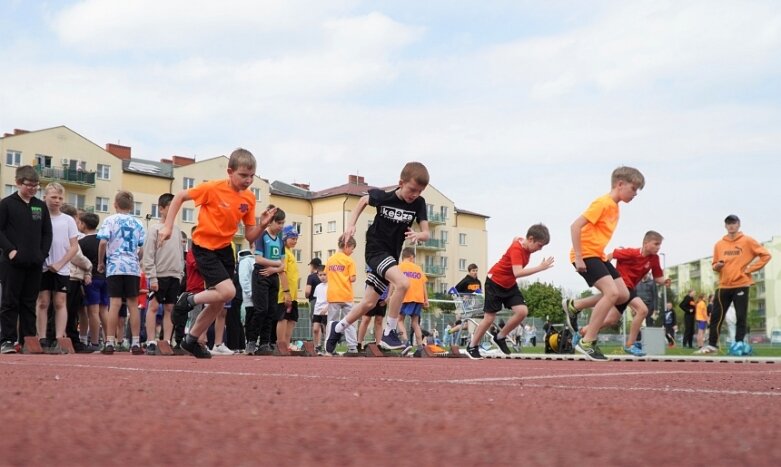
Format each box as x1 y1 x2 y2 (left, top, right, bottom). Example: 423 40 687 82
2 0 780 294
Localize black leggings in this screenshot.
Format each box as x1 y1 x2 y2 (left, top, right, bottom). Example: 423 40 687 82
709 287 749 347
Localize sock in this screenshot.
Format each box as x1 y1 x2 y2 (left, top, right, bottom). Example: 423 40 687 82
384 317 398 336
131 336 140 346
187 294 197 306
335 320 346 334
497 331 506 339
80 335 88 345
185 333 198 345
106 337 116 347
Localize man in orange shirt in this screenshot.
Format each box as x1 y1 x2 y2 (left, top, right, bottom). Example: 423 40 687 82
698 215 771 356
157 148 275 358
395 248 428 353
324 237 358 355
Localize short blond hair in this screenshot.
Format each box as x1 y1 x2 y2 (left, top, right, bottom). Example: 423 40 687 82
229 148 256 171
611 166 645 190
44 182 64 195
643 230 663 243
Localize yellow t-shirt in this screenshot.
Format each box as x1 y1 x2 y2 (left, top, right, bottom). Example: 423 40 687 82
570 193 619 262
326 251 356 303
278 247 299 303
400 260 427 304
695 300 708 322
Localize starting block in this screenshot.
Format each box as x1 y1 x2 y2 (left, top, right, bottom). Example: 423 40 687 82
301 341 317 356
156 340 175 356
274 342 292 356
23 337 44 354
449 345 465 358
56 338 75 354
364 343 386 357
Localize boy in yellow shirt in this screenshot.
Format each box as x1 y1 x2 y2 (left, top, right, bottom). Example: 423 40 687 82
275 226 300 352
325 237 358 355
394 248 428 353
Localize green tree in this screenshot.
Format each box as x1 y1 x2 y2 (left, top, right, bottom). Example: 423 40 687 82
521 281 564 322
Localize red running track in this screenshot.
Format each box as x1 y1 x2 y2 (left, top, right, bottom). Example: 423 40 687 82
1 354 780 466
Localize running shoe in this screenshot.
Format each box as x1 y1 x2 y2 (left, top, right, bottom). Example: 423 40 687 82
146 342 158 355
181 339 212 359
624 342 646 357
326 322 343 354
245 341 258 355
694 344 718 355
175 292 195 315
101 343 115 355
131 344 144 355
575 340 608 361
561 298 578 333
728 341 744 356
1 341 17 354
492 335 511 355
380 329 404 350
465 345 483 360
210 343 235 356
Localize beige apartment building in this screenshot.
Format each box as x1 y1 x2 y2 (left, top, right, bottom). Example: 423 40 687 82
1 126 488 300
666 235 781 336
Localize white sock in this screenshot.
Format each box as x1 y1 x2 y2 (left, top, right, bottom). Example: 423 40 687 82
80 335 88 344
384 317 398 336
335 320 347 334
131 336 140 346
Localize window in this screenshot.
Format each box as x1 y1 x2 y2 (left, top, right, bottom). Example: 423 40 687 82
440 283 449 294
250 187 261 201
459 259 467 271
6 150 21 167
291 222 302 234
314 251 322 259
4 185 15 196
151 204 160 219
96 197 109 213
183 177 195 189
440 256 448 269
427 203 434 217
327 221 337 233
34 154 52 168
133 202 142 217
314 223 322 234
293 249 302 262
327 249 336 257
182 208 194 223
96 164 110 180
440 206 448 219
459 233 467 245
440 230 448 244
68 193 86 210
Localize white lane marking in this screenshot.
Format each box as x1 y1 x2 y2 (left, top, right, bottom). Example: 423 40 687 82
521 383 781 397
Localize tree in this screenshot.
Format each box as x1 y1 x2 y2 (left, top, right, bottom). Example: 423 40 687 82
521 281 564 322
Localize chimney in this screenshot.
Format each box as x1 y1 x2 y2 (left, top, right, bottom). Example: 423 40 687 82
105 143 131 160
356 176 366 185
292 182 310 190
171 155 195 167
160 158 173 164
348 175 358 184
13 129 29 135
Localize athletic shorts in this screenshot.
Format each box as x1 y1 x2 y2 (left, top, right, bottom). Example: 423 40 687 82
484 277 525 313
575 257 621 288
107 275 140 299
40 271 69 293
312 314 327 325
149 276 181 305
366 302 387 317
365 252 398 295
400 302 423 317
615 288 639 314
84 277 109 306
697 320 707 330
192 243 235 289
277 301 299 322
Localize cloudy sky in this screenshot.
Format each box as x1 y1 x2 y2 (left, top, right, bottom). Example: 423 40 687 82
2 0 780 293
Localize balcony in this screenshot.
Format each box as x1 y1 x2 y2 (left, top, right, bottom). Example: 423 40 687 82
416 239 446 251
424 265 446 277
35 165 96 187
427 213 447 225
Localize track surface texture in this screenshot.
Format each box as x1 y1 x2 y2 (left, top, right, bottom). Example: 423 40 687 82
1 354 780 466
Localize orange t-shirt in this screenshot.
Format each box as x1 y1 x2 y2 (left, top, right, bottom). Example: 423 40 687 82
712 233 772 288
326 251 356 303
570 193 619 262
188 179 256 250
400 260 427 304
695 300 708 321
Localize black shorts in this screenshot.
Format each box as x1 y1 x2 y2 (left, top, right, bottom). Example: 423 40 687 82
192 243 235 289
277 301 299 322
575 257 621 287
107 275 140 299
365 252 398 295
366 302 387 317
484 277 525 313
312 314 327 325
150 276 181 304
615 288 639 314
40 271 69 293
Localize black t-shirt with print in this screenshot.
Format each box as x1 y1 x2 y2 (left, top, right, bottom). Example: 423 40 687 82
365 188 427 259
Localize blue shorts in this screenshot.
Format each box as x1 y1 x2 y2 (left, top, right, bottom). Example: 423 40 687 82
400 302 423 317
84 277 109 306
697 320 707 330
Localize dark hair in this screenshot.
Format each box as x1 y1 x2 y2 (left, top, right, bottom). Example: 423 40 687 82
158 193 174 208
468 263 478 271
338 236 357 249
266 204 285 223
526 223 550 244
15 165 38 183
115 190 134 211
401 247 415 259
316 265 325 272
60 204 78 217
400 162 429 186
79 212 100 230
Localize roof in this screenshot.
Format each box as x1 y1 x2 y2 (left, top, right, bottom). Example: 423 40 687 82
270 180 313 199
455 207 490 219
122 158 174 179
312 182 379 199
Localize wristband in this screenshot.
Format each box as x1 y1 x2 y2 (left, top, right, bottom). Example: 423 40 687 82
283 289 290 293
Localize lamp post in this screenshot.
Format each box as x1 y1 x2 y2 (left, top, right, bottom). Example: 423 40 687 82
660 252 667 310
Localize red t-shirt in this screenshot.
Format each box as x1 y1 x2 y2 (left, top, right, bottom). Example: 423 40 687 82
487 239 531 289
612 247 663 289
185 249 206 294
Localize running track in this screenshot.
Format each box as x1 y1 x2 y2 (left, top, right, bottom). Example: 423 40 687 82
1 354 779 466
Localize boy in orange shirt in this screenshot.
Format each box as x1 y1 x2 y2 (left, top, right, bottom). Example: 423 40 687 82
563 166 645 361
395 248 428 352
324 237 358 355
157 148 275 358
694 293 708 349
698 214 770 355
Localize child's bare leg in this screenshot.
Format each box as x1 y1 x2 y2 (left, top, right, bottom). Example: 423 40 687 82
312 322 322 347
78 306 89 342
53 291 68 338
162 304 174 342
36 290 51 339
214 308 227 346
357 316 371 343
189 303 222 338
384 267 408 325
373 316 383 343
411 315 422 346
397 317 409 343
145 297 160 342
498 305 528 338
275 318 286 348
106 298 122 344
126 298 140 344
626 298 648 346
98 304 108 342
189 280 235 337
286 321 295 347
337 288 380 329
470 314 496 347
583 277 622 342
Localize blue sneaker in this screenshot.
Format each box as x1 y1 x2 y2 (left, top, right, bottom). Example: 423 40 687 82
624 342 646 357
571 332 581 348
728 341 745 356
325 322 343 354
743 343 753 356
380 329 404 350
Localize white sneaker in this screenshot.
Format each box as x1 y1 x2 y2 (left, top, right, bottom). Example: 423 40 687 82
210 343 235 356
694 345 718 355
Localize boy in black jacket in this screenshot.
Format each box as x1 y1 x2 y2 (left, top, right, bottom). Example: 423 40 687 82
0 166 53 353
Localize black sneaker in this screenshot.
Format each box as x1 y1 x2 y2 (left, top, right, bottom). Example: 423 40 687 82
492 335 511 355
380 329 404 350
175 292 195 315
181 339 212 359
1 341 17 354
325 322 343 354
575 340 608 361
74 342 92 354
101 343 115 355
245 341 257 355
466 345 483 360
131 344 144 355
146 342 158 355
562 298 578 333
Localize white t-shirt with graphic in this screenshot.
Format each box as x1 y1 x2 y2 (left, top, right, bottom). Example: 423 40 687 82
97 213 145 276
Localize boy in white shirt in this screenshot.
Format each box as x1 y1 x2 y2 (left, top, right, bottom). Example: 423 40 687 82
311 268 328 355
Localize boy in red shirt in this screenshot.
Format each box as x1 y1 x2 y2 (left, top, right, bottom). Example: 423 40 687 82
466 224 554 359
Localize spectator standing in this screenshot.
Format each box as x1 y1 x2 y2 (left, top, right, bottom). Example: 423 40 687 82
454 263 482 293
680 290 696 349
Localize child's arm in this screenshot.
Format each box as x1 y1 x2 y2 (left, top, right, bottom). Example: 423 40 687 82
97 239 107 274
244 206 278 245
342 195 369 242
142 230 158 290
51 236 79 273
406 220 430 243
570 216 589 272
513 257 555 279
279 270 291 307
423 286 429 308
157 190 191 247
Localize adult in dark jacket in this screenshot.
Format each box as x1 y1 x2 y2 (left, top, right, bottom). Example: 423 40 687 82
0 166 53 353
679 289 696 349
